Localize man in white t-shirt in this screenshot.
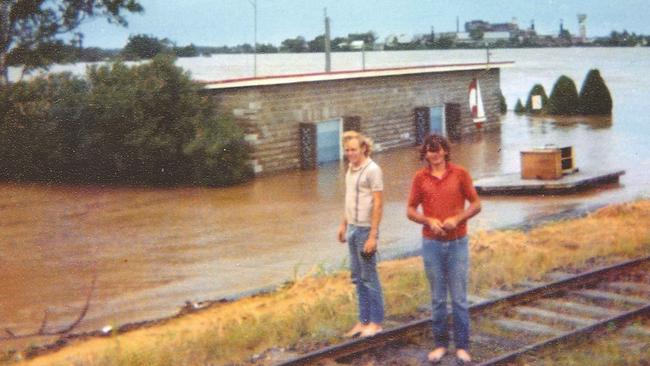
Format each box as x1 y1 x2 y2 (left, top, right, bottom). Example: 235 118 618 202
337 131 384 338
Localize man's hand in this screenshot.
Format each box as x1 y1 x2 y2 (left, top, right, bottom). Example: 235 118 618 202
337 224 347 243
363 235 377 255
427 217 446 236
442 216 459 232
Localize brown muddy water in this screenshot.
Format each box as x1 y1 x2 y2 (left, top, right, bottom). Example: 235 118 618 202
1 48 649 341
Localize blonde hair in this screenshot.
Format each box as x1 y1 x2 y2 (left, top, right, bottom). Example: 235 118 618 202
342 131 373 157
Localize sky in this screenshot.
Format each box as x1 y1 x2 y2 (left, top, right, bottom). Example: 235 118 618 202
78 0 650 48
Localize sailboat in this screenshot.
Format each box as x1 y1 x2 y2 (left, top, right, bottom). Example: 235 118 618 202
469 78 487 129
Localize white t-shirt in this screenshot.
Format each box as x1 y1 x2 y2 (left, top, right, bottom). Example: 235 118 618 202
345 158 383 227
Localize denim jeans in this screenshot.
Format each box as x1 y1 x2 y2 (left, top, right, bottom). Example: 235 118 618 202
347 225 384 324
422 236 470 350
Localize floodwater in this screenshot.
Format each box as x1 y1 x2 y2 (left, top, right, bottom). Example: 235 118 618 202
1 48 649 339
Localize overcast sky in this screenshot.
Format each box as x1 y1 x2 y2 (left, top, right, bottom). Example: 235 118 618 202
78 0 650 48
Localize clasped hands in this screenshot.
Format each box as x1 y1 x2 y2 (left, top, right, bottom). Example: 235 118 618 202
426 216 459 236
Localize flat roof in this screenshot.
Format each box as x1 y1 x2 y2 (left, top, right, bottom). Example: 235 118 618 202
202 61 514 90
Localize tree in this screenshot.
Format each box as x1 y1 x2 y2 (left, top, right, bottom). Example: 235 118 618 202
498 91 507 114
256 43 277 53
174 43 198 58
308 35 326 52
578 69 612 115
546 75 580 115
122 34 171 60
469 28 484 41
525 84 548 114
280 36 307 53
0 0 143 84
514 98 526 114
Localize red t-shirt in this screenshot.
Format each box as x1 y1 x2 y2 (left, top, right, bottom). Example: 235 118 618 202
407 163 479 240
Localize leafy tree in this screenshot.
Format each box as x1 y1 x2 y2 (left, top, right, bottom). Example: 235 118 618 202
514 98 526 114
546 75 580 115
0 56 252 186
280 36 307 53
331 37 349 51
498 91 507 114
184 113 253 186
122 34 171 60
0 0 143 84
256 43 278 53
175 44 198 58
84 55 197 183
525 84 548 114
0 73 90 181
308 35 326 52
435 37 454 49
578 69 612 115
469 28 484 41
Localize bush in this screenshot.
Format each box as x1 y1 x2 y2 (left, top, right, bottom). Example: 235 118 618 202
0 56 252 186
578 69 612 115
546 75 580 115
514 98 525 114
525 84 548 114
498 91 507 114
184 113 254 187
84 56 199 184
0 73 90 182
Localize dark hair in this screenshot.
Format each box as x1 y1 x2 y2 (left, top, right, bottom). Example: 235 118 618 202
420 134 451 161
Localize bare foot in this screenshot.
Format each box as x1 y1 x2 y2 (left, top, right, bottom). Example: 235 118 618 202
344 322 366 338
456 349 472 364
360 322 383 337
427 347 447 363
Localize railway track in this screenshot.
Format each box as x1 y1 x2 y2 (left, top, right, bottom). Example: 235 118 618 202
274 255 650 365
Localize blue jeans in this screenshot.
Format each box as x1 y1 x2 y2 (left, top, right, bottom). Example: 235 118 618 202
347 225 384 324
422 236 470 350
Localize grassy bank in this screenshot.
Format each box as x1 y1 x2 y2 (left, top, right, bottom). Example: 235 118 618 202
5 199 650 366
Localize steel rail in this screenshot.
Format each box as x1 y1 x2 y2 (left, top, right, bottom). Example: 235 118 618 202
274 255 650 366
476 302 650 366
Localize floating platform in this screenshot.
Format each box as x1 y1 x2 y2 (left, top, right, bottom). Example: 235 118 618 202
474 169 625 195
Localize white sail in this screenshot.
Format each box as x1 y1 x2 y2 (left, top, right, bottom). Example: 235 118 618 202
469 78 487 125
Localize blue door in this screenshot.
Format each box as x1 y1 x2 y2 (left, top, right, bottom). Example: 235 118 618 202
429 106 446 136
317 119 341 164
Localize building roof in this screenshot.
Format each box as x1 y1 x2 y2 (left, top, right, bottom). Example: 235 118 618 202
202 61 514 90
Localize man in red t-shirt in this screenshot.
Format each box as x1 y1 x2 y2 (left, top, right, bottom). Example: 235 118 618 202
407 134 481 364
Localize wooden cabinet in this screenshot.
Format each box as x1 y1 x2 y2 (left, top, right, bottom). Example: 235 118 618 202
520 146 576 180
520 149 562 180
559 146 576 174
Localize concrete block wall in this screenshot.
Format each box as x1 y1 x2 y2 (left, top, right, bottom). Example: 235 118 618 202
206 68 502 174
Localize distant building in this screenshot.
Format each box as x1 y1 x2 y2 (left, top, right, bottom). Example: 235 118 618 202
482 31 512 43
384 34 413 47
465 20 490 32
349 40 365 50
459 18 520 44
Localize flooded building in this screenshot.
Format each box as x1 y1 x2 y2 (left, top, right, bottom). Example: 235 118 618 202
203 62 512 174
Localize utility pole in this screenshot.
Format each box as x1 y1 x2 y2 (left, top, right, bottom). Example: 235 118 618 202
324 8 331 72
248 0 257 77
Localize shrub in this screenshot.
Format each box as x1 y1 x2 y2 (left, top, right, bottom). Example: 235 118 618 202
578 69 613 115
0 73 90 182
84 56 198 184
184 110 253 187
514 99 525 114
498 91 507 114
546 75 580 115
0 56 252 186
525 84 548 114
